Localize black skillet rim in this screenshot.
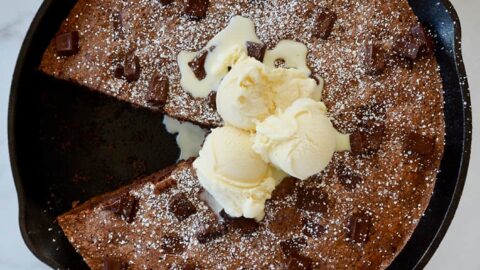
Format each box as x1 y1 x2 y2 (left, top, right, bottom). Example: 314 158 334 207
8 0 472 269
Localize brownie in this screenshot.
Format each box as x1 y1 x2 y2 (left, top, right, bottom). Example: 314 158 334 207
40 0 443 129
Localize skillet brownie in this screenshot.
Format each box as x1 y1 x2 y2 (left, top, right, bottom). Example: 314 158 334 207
46 0 445 269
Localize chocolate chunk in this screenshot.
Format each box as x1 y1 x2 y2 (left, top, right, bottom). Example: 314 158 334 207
362 43 386 75
350 125 385 155
336 165 362 190
147 74 169 107
296 186 329 213
220 210 259 235
112 12 124 39
347 211 373 244
123 51 141 82
302 220 325 238
105 194 139 223
184 0 209 19
280 237 307 257
274 58 286 68
188 50 208 80
272 176 298 199
410 24 434 55
55 31 79 56
312 9 337 39
168 193 197 221
207 91 217 110
393 39 420 60
246 41 267 62
350 132 366 155
161 235 187 254
286 254 314 270
159 0 174 4
114 64 124 79
196 223 227 244
404 132 435 157
154 178 177 194
268 207 303 235
103 257 128 270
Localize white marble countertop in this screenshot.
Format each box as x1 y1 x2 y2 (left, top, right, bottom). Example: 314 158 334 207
0 0 478 269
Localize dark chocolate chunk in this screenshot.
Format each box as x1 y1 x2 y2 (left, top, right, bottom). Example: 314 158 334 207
161 235 187 254
147 74 169 107
188 50 208 80
274 58 286 68
207 91 217 110
280 237 307 257
114 64 124 79
393 39 420 60
103 257 128 270
336 165 362 190
350 132 366 155
296 186 329 213
312 9 337 40
184 0 209 19
246 41 267 62
123 51 141 82
286 254 314 270
268 207 303 235
105 194 139 223
220 210 259 235
159 0 174 5
350 125 385 155
404 132 435 156
168 193 197 221
154 178 177 194
410 24 434 55
55 31 79 56
347 211 373 244
362 43 386 75
196 223 227 244
112 12 124 39
302 220 325 238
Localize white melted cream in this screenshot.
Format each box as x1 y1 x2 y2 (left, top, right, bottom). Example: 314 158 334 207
178 16 261 98
264 40 311 76
178 16 315 98
163 116 207 160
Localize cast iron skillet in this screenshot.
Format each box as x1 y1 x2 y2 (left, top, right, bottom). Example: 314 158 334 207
8 0 471 269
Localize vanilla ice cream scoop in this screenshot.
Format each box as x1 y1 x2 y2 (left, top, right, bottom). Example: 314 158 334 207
253 98 349 180
216 57 321 131
193 126 278 220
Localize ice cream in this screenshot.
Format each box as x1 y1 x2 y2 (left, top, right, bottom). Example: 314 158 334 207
253 98 349 180
192 126 280 221
216 57 321 130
